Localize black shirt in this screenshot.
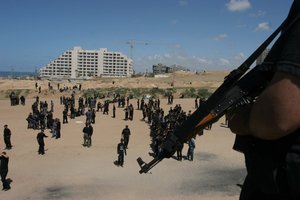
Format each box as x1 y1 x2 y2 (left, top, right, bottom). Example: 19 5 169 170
0 155 9 171
122 128 131 137
3 128 11 137
37 132 47 142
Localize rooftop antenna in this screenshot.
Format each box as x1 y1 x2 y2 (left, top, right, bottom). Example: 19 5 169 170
34 67 38 80
10 66 14 79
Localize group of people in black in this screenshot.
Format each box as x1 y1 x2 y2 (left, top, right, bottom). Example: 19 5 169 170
123 104 134 120
141 98 161 124
24 97 61 156
37 81 82 93
26 97 60 139
9 91 25 106
7 85 200 192
58 84 82 92
61 95 101 123
138 96 197 161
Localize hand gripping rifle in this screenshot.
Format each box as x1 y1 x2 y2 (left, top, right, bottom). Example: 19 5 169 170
137 16 296 174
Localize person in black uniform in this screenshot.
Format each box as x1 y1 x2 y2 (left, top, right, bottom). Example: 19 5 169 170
55 118 61 139
20 95 25 105
121 125 131 149
0 152 10 191
91 109 96 124
176 143 183 161
36 130 48 155
63 109 68 124
87 124 93 147
112 104 116 118
82 123 89 147
3 125 12 150
117 138 126 167
227 2 300 199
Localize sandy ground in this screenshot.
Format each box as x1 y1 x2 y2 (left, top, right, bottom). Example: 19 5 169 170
0 95 246 200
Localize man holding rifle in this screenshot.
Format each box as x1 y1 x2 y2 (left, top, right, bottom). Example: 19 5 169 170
227 1 300 199
137 1 300 199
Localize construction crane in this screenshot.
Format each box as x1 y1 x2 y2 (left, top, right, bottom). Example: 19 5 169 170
120 40 178 60
123 40 150 60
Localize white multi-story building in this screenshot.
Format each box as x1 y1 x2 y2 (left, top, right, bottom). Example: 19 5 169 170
39 46 133 79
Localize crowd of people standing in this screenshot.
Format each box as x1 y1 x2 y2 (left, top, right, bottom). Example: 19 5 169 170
3 81 202 191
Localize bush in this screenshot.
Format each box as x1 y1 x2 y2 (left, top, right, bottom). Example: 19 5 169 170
82 88 103 98
197 88 211 98
149 87 165 98
130 88 143 98
189 87 196 93
179 88 197 98
114 87 129 96
164 88 175 97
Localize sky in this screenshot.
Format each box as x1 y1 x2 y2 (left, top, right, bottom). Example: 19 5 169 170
0 0 294 73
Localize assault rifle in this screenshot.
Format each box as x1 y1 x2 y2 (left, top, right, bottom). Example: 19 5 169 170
137 16 294 174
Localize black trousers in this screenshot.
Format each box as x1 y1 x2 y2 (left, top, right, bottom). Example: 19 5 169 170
4 137 12 149
38 142 45 154
0 170 9 189
124 137 129 148
177 149 182 161
118 153 124 166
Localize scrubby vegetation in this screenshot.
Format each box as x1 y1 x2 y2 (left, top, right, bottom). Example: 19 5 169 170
179 88 212 98
0 86 212 100
81 87 211 99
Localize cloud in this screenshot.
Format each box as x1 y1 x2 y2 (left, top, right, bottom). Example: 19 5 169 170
153 54 162 60
178 0 188 6
249 10 266 17
164 53 171 58
255 22 270 31
135 52 247 72
214 34 228 41
193 56 211 65
219 58 230 65
226 0 251 12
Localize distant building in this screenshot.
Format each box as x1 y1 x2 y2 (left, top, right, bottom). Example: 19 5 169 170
39 46 133 79
256 48 270 65
169 64 190 72
152 63 172 75
152 63 189 75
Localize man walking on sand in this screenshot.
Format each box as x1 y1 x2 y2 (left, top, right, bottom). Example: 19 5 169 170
37 130 48 155
121 125 131 149
87 123 93 148
3 125 12 150
117 138 126 167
